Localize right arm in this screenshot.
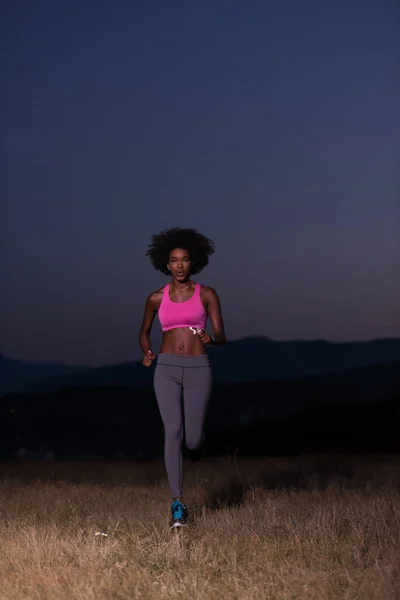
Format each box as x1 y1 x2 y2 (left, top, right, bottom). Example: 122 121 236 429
139 292 160 364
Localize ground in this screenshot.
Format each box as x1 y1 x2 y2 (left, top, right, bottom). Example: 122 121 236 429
0 455 399 599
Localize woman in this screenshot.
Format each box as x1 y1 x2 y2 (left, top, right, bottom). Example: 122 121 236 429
139 227 226 528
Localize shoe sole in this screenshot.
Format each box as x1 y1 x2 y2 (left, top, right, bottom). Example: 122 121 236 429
170 522 187 529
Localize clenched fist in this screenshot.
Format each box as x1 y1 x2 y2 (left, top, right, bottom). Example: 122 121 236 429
142 350 156 367
196 330 214 345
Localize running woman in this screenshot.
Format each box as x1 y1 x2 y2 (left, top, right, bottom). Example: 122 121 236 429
139 228 226 528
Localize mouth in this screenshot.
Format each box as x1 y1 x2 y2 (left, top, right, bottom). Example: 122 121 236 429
177 271 185 276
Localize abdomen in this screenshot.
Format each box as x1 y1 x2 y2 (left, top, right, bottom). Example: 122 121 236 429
160 328 207 356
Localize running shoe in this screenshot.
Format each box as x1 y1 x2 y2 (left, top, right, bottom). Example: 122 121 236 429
170 499 188 528
189 446 205 462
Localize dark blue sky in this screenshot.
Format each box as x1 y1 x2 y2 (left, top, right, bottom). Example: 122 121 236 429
1 1 399 365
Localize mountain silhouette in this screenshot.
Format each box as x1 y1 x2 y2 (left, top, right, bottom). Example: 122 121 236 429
208 336 400 382
2 360 399 460
0 355 87 396
2 337 400 396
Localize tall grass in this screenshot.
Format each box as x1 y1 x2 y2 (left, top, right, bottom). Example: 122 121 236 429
0 455 399 599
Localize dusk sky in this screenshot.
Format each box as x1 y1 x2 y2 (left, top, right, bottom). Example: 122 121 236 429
1 1 399 366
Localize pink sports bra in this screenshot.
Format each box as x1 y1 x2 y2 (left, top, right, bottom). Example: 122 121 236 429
158 283 207 332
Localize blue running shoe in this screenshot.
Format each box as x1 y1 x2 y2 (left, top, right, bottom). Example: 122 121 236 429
170 500 188 528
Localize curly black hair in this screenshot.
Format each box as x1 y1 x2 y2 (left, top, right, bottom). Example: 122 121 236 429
146 227 215 275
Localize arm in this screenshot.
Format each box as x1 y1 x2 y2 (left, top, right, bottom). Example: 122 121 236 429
139 292 159 357
201 287 227 346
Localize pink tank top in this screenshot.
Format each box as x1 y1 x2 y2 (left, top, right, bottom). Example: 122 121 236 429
158 283 207 332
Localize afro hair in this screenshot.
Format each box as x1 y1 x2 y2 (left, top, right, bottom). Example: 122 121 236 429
146 227 215 275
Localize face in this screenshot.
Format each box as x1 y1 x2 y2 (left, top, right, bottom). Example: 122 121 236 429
167 248 192 281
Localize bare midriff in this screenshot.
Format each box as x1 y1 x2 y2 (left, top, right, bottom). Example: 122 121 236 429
160 327 207 356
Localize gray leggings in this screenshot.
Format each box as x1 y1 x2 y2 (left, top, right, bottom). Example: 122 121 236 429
154 353 212 498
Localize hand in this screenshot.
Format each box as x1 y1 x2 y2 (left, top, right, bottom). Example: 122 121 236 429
142 350 156 367
196 330 212 345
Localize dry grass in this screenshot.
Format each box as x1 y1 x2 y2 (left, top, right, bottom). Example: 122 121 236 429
1 455 400 600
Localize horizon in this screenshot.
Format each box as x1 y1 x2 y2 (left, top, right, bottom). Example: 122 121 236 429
3 334 400 368
2 1 399 365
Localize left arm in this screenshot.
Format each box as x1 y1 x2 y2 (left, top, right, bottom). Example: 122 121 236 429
198 287 227 346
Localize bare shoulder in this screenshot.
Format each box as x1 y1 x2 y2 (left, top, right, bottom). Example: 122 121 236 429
147 286 165 310
200 285 219 300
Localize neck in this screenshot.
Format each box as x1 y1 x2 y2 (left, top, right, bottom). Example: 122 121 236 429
171 278 191 289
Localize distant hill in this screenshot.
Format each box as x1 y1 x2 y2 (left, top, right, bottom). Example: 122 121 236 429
209 337 400 383
0 355 87 396
2 360 399 459
2 337 400 396
208 360 400 425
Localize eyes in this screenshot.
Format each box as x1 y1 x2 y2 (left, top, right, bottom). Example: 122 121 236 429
169 258 190 263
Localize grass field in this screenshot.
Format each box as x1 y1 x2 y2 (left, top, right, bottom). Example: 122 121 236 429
0 455 399 599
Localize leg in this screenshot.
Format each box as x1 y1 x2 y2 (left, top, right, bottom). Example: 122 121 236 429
182 364 212 451
154 363 183 498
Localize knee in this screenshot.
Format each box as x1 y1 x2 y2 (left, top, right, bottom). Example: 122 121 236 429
165 424 182 443
185 432 203 451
